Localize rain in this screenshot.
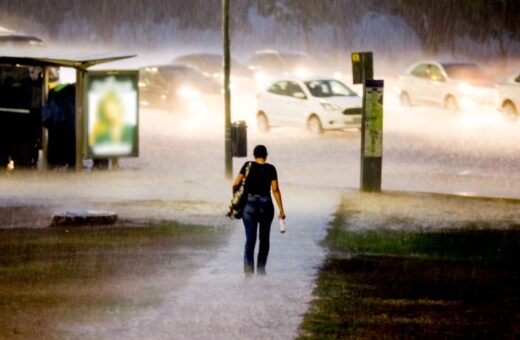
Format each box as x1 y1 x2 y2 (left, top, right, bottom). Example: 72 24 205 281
1 1 520 338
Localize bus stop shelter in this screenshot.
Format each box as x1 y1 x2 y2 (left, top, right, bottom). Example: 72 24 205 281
0 49 136 171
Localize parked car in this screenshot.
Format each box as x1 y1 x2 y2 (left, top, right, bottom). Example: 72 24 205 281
256 77 362 134
171 53 255 96
396 61 496 111
139 65 220 113
497 71 520 121
171 53 251 79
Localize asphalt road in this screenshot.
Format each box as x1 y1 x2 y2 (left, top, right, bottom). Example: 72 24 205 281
125 98 520 199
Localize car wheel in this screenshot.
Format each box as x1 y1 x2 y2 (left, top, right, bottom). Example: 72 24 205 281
400 92 412 107
307 115 323 135
256 112 270 132
502 101 518 122
444 95 458 112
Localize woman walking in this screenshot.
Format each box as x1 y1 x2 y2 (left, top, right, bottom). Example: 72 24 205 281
232 145 285 276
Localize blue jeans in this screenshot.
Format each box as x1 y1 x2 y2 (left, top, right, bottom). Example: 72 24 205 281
242 195 274 273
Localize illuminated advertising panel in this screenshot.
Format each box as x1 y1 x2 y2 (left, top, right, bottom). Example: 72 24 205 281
85 71 139 158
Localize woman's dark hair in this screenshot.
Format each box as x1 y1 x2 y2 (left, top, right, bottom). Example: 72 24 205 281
253 145 268 158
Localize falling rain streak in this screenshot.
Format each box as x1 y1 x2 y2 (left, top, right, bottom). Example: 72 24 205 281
1 1 520 339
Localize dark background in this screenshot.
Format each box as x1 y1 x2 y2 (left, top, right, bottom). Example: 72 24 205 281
1 1 519 61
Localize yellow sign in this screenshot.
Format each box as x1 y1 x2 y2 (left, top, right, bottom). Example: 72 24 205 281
352 53 360 63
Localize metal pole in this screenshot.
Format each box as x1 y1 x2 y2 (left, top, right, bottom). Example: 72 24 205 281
75 69 85 172
222 0 232 179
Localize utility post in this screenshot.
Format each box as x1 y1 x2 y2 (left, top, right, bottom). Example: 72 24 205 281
222 0 233 179
352 52 384 192
75 68 86 172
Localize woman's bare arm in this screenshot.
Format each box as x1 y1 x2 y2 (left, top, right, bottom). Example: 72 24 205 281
232 173 244 193
271 179 285 219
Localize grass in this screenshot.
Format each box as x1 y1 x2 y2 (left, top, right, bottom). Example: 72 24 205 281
299 196 520 339
0 222 227 339
327 227 520 260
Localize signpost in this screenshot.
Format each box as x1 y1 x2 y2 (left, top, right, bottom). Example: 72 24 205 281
351 52 373 85
362 79 384 191
352 52 384 192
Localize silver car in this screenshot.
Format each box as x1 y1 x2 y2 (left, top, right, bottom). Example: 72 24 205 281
397 61 496 111
498 71 520 121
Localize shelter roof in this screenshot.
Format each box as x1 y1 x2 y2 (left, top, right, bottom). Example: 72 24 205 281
0 48 136 69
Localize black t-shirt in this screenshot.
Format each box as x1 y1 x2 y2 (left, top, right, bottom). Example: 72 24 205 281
240 161 278 196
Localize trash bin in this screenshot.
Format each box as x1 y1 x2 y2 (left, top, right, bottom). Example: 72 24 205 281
231 121 247 157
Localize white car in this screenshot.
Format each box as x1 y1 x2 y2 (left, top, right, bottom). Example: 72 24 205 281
397 61 496 111
498 71 520 121
256 77 362 134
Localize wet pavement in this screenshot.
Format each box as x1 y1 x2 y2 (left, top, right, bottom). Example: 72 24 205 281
0 174 340 339
0 109 344 338
66 185 339 339
1 105 520 338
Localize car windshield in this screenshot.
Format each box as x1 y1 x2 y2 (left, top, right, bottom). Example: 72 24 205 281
304 79 356 97
442 63 486 81
161 67 208 84
196 56 222 74
175 55 248 75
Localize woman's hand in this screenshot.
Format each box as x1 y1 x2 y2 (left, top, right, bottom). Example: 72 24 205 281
272 180 285 220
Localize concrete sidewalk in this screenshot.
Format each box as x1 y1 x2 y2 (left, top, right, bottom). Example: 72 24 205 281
36 183 337 339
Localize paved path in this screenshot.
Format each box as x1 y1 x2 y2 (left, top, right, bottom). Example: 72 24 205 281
66 184 340 339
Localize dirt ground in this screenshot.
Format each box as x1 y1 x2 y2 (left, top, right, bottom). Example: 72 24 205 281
0 221 227 340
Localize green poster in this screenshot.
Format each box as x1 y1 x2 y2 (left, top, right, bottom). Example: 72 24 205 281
364 80 384 157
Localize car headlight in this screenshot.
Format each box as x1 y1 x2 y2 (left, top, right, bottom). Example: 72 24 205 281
458 83 476 94
321 103 342 111
255 71 269 82
294 67 312 78
178 86 201 99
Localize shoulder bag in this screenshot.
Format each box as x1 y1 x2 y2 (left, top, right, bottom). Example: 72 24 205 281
227 162 252 219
